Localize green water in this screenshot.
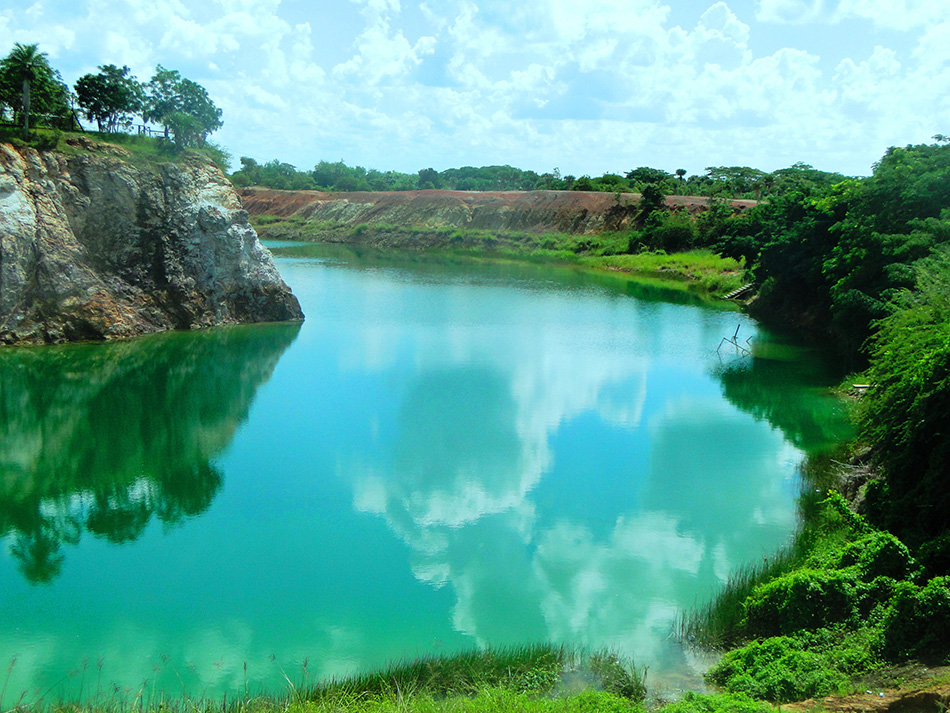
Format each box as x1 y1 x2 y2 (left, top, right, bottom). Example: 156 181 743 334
0 244 852 703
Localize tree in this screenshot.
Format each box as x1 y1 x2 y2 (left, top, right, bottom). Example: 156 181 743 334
143 65 222 147
625 166 672 185
74 64 145 132
0 42 71 135
417 167 441 189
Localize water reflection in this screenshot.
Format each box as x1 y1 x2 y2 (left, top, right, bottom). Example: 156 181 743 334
715 337 854 451
0 323 300 583
1 247 852 699
295 245 820 681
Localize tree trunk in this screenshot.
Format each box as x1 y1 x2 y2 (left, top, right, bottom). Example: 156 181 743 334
22 77 30 136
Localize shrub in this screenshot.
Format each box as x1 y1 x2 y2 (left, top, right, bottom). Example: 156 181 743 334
917 534 950 579
879 577 950 662
644 212 696 252
744 569 856 636
838 531 917 582
658 691 774 713
706 637 849 702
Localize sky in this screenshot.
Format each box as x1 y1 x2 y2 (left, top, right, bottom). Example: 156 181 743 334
2 0 948 178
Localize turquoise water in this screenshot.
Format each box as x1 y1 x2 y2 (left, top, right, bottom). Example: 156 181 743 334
0 244 851 703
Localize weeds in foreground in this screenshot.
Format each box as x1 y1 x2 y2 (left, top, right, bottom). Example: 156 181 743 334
0 646 648 713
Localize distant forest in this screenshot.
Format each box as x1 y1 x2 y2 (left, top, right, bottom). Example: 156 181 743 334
229 156 846 201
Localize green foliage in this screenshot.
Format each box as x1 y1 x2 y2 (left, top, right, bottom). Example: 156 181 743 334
703 166 768 198
143 65 222 146
706 636 850 702
0 42 75 133
74 64 145 132
657 692 773 713
878 577 950 663
677 550 798 648
917 534 950 579
743 568 857 636
860 249 950 543
586 652 647 701
418 167 442 189
643 211 696 253
625 166 672 185
837 531 916 582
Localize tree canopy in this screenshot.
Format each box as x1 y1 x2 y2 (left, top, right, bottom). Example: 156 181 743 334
143 65 223 147
74 64 145 132
0 42 73 133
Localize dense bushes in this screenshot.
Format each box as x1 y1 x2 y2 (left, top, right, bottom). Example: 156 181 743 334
860 250 950 545
743 569 856 637
701 493 950 702
706 636 851 702
879 577 950 662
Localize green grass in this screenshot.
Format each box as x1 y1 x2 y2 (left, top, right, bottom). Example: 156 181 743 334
1 127 231 172
1 647 648 713
583 251 747 295
251 218 747 297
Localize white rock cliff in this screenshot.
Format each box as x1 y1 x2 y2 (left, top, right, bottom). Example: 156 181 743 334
0 138 303 345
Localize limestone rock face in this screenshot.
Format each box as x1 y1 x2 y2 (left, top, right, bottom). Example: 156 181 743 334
0 141 303 345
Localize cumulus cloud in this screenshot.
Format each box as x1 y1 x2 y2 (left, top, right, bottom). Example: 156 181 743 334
0 0 943 178
833 0 947 31
756 0 826 24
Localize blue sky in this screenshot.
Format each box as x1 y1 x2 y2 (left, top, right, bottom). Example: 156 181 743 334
2 0 948 177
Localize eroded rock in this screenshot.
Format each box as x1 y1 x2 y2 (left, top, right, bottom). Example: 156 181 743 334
0 142 303 345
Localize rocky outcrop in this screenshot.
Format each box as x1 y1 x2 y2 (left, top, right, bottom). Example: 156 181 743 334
0 139 303 345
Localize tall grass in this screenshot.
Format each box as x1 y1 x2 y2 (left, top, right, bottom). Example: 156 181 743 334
0 646 647 713
674 548 798 649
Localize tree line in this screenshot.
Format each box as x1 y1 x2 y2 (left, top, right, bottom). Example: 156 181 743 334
703 135 950 565
231 156 846 200
0 42 222 148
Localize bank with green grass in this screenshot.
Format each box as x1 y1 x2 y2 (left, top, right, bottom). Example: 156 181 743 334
250 216 750 298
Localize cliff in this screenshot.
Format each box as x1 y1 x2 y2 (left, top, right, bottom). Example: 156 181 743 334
240 187 757 236
0 139 303 346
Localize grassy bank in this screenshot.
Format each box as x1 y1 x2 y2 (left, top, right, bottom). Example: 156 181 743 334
676 475 950 704
1 646 653 713
1 643 783 713
1 127 231 172
251 217 748 297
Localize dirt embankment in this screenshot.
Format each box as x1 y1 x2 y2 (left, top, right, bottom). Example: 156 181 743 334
782 666 950 713
239 187 756 236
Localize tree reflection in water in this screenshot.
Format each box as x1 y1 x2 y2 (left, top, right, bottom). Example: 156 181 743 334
0 322 301 583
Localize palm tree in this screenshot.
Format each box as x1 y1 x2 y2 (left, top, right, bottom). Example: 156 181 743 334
0 43 51 135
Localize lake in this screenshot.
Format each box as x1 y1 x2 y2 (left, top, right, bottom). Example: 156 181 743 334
0 243 852 703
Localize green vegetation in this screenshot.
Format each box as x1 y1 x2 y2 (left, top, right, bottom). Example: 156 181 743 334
0 42 77 135
74 64 145 133
253 216 747 296
1 42 222 148
1 689 776 713
229 155 847 199
667 136 950 706
1 647 652 713
681 493 950 703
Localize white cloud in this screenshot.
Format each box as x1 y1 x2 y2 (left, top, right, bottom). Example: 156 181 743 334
833 0 946 31
0 0 943 176
756 0 826 24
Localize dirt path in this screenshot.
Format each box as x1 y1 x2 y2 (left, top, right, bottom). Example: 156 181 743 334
781 667 950 713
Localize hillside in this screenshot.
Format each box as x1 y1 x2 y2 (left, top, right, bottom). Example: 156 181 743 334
239 187 756 236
